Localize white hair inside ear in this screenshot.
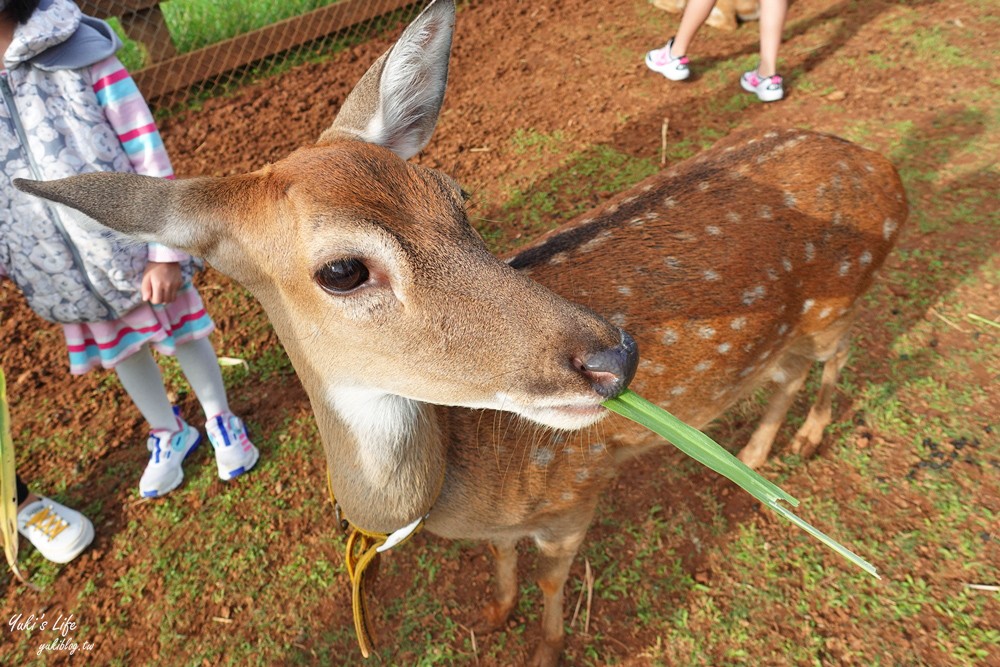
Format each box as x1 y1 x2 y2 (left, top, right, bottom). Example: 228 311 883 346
360 1 454 159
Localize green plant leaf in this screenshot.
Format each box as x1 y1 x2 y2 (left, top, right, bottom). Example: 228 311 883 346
603 390 879 579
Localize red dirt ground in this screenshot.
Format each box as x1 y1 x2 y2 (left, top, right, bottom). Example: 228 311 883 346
2 0 997 665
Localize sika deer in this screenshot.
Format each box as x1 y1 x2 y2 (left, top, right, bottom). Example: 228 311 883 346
14 1 906 664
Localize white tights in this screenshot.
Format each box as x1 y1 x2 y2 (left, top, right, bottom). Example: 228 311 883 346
114 337 230 433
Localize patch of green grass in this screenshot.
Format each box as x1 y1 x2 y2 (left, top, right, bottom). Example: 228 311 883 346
486 139 658 248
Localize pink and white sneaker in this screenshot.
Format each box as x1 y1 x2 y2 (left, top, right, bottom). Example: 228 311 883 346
206 412 260 480
645 38 690 81
741 70 784 102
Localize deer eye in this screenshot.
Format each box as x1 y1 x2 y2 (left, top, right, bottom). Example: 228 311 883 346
315 259 370 294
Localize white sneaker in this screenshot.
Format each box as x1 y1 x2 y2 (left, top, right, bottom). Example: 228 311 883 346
17 497 95 563
740 70 784 102
645 38 691 81
206 412 260 481
139 419 202 498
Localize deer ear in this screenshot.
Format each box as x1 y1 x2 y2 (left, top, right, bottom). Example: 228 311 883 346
320 0 455 159
13 173 227 257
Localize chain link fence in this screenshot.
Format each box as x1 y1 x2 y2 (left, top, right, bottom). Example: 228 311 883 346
78 0 423 109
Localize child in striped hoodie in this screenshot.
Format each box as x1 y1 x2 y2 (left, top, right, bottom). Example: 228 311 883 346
0 0 259 508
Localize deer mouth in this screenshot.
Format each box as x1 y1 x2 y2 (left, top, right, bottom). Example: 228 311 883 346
498 395 609 431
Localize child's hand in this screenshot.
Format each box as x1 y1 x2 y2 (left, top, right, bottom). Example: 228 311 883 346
141 262 183 305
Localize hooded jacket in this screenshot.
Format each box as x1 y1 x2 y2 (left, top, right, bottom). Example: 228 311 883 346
1 0 192 323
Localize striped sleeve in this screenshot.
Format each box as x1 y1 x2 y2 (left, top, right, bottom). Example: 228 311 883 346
92 57 174 179
91 57 188 263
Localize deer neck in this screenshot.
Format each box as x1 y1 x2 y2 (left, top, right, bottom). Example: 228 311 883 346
250 293 449 534
318 386 447 533
281 364 448 533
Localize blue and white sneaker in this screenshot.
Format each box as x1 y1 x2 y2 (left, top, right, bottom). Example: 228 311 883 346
206 412 260 480
139 419 202 498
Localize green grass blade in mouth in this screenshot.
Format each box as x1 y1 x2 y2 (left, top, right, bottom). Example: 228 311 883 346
603 389 879 579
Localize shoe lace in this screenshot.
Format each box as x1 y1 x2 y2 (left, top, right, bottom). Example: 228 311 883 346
24 506 69 541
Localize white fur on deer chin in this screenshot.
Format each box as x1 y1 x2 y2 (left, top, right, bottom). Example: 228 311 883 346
495 392 608 431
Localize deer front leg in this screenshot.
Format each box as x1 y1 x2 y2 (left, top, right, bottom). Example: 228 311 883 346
737 355 813 468
791 336 850 458
479 538 519 632
529 528 589 667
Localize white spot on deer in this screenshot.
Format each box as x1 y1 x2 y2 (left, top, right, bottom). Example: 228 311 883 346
864 162 875 173
611 313 627 326
778 323 789 335
731 317 746 331
576 468 590 482
704 269 721 282
883 218 898 239
607 203 620 214
742 285 766 306
561 491 575 502
581 230 612 252
758 349 771 361
819 306 833 319
805 242 816 262
622 196 637 206
712 388 727 400
802 299 815 314
766 267 779 281
726 211 741 224
532 447 555 468
663 196 677 208
664 256 681 270
832 211 843 225
725 146 736 152
783 191 797 208
642 183 653 192
589 442 607 456
694 360 713 373
740 365 756 378
860 250 873 265
661 328 679 346
644 211 660 221
764 130 778 139
639 359 665 376
699 181 710 192
839 260 852 276
618 285 633 296
759 205 773 220
817 183 827 199
782 257 793 272
771 368 788 383
717 342 732 354
706 225 722 236
837 160 849 171
580 218 594 226
549 252 567 265
698 326 716 339
671 385 687 396
629 217 645 228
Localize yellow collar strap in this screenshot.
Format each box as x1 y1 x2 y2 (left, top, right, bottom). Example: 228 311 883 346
327 471 427 658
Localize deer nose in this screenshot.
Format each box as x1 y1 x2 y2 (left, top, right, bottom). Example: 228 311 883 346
574 331 639 399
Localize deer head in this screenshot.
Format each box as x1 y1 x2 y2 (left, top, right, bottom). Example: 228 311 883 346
14 0 637 531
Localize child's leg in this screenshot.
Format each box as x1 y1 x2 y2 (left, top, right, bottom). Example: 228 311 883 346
672 0 718 55
174 336 258 480
114 345 178 432
757 0 787 76
173 336 229 418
